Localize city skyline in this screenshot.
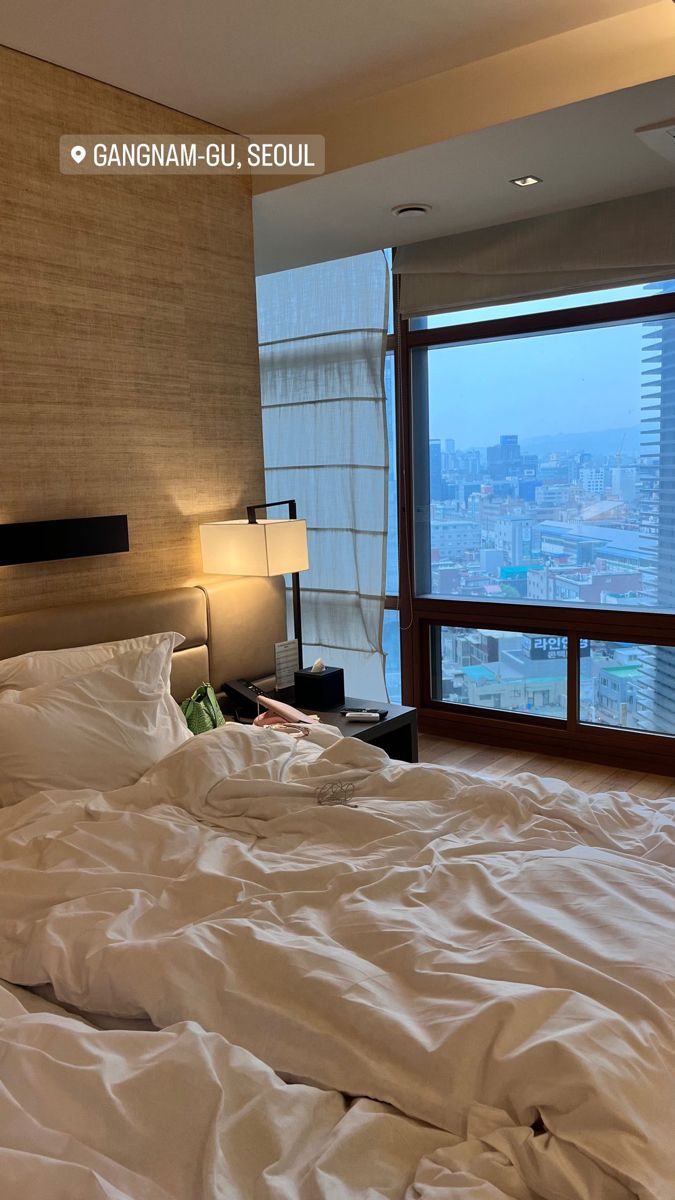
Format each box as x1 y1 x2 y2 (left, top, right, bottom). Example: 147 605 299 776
418 294 674 731
426 427 649 605
384 278 675 713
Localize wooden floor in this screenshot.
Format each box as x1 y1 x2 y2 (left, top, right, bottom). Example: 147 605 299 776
418 733 675 800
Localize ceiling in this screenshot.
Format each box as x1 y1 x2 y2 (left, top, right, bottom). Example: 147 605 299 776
1 0 673 276
253 74 675 273
0 0 660 130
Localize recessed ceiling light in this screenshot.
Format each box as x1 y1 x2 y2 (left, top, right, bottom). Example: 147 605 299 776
510 175 542 188
391 203 432 217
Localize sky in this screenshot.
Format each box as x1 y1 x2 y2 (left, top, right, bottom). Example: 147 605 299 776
425 281 675 451
428 322 644 448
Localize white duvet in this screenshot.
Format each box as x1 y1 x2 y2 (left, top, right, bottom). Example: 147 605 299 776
0 724 673 1200
2 978 507 1199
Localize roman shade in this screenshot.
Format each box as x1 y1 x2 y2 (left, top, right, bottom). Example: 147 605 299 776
393 187 675 318
257 252 390 699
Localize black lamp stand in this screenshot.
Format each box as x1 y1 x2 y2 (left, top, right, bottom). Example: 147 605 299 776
246 498 304 669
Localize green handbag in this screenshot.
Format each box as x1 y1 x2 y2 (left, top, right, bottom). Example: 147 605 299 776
181 682 226 735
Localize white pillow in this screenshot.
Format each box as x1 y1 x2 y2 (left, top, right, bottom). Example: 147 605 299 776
0 635 191 807
0 630 186 692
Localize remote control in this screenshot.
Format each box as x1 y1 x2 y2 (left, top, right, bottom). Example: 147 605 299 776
344 710 380 723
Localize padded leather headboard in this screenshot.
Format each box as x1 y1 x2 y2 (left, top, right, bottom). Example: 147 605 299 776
0 577 287 701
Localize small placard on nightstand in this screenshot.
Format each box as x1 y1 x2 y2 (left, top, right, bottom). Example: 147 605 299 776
274 639 299 690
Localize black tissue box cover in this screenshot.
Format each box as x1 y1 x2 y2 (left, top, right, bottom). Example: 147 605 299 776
294 665 345 710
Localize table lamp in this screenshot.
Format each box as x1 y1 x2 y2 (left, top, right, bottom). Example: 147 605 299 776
200 499 309 668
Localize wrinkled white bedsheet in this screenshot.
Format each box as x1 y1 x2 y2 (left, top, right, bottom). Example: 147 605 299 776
0 723 673 1200
2 978 519 1199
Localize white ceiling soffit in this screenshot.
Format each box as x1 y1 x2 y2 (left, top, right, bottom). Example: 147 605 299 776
0 0 660 131
253 76 675 276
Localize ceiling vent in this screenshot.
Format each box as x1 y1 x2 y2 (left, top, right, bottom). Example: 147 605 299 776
391 203 432 217
635 119 675 164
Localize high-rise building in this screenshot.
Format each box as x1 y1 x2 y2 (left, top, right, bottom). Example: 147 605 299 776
539 460 571 484
486 434 521 480
429 438 443 501
579 467 606 495
639 291 675 732
492 515 533 566
610 466 637 504
431 519 480 559
535 484 571 507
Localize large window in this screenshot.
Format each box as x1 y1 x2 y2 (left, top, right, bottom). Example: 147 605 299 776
412 282 675 611
398 279 675 768
430 627 568 719
580 640 675 735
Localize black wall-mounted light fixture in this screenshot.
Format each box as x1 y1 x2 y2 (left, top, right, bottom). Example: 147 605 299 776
0 515 129 567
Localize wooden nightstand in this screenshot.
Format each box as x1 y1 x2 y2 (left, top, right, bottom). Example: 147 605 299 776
220 680 418 763
303 697 418 763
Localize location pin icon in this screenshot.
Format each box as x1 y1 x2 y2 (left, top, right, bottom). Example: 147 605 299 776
70 145 86 164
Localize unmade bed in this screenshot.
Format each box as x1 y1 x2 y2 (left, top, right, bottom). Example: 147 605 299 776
0 586 672 1200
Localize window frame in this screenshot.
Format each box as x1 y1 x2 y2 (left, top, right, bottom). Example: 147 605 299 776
394 281 675 772
384 331 398 615
383 333 402 702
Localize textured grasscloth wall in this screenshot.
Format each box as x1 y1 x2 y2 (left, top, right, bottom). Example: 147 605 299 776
0 46 264 616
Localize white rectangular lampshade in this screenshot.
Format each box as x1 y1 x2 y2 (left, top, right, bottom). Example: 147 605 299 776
200 519 309 577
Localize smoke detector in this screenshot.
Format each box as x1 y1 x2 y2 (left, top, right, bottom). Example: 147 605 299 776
391 203 432 217
635 119 675 164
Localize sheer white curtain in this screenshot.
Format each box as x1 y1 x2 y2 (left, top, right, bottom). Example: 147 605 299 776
257 252 390 699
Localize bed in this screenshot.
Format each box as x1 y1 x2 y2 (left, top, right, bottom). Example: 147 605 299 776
0 585 672 1200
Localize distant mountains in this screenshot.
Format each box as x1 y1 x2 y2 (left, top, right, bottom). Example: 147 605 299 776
517 425 641 462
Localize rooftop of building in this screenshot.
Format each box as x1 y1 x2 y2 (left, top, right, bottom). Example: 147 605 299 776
538 521 652 563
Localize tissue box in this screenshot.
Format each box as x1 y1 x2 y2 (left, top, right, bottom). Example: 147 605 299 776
294 665 345 710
